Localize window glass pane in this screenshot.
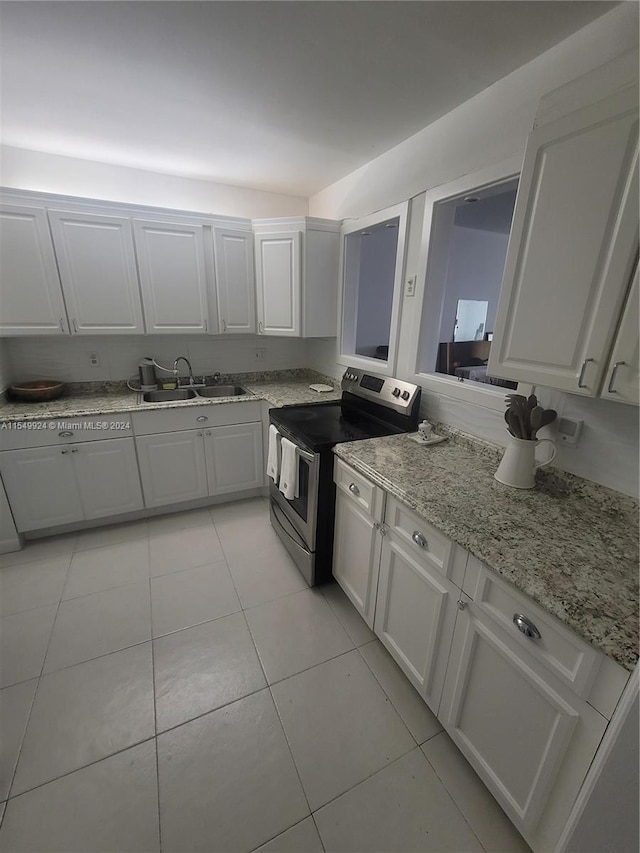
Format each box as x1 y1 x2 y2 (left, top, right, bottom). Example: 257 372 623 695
342 217 399 362
419 180 519 389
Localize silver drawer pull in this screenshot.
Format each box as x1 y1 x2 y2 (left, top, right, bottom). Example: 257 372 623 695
348 483 360 496
607 361 625 394
457 599 467 610
59 431 73 437
513 613 541 640
412 531 428 549
71 448 78 453
373 521 380 530
196 416 208 422
61 449 69 455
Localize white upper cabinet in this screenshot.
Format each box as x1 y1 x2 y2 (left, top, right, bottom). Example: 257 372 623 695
133 219 210 334
253 218 340 338
489 80 639 396
214 227 256 334
48 210 144 334
254 230 301 337
0 204 68 336
601 262 639 405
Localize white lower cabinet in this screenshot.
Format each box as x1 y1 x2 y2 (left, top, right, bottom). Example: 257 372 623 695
0 438 143 531
332 490 383 629
332 459 627 853
135 430 209 508
439 597 608 850
136 422 263 508
375 531 460 714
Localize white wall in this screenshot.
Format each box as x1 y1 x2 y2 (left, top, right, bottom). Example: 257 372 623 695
0 339 12 391
0 146 308 219
306 6 639 497
440 226 509 344
4 335 308 384
309 4 638 220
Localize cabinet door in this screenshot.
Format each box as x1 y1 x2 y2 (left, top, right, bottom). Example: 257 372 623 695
214 228 256 334
72 438 144 520
134 219 209 333
439 601 607 842
48 210 144 334
136 430 208 507
601 261 639 405
255 231 301 336
374 532 458 713
332 491 381 629
0 447 83 531
204 422 263 496
489 86 639 394
0 204 68 336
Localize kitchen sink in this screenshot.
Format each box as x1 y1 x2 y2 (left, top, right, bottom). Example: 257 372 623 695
143 389 198 402
196 385 250 398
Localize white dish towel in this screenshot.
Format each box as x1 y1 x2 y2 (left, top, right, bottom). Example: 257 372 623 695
279 437 299 501
267 424 280 483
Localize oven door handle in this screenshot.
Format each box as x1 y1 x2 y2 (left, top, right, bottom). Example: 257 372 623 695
271 501 311 553
297 447 316 464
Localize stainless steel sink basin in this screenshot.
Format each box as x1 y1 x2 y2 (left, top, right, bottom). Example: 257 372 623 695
196 385 250 398
143 389 198 402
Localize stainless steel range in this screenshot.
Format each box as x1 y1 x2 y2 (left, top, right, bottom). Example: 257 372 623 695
268 368 420 586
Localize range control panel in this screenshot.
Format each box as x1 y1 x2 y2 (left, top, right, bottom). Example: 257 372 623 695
342 367 420 413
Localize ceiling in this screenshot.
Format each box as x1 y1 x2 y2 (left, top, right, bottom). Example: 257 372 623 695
0 1 617 198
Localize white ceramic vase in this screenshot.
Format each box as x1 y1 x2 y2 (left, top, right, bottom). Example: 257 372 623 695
494 434 557 489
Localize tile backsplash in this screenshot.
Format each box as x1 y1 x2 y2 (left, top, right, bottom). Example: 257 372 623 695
4 335 308 384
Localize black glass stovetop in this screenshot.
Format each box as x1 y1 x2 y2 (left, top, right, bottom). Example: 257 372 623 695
270 400 404 452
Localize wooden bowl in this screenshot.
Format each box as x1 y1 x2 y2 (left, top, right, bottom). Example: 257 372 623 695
9 381 65 402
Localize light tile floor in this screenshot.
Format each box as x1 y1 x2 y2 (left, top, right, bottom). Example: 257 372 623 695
0 497 531 852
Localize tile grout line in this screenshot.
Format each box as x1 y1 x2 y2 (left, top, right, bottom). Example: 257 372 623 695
148 566 163 853
4 549 76 806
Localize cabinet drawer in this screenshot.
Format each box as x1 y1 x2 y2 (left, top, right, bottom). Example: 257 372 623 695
132 401 261 435
385 496 453 580
463 555 601 697
0 414 134 450
333 458 384 521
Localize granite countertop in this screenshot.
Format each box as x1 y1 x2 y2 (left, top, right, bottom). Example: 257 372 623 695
334 429 639 671
0 371 343 422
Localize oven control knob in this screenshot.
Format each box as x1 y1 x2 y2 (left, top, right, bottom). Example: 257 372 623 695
392 388 401 397
401 390 410 400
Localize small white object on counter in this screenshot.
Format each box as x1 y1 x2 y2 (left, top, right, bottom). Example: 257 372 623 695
410 419 446 445
308 383 334 392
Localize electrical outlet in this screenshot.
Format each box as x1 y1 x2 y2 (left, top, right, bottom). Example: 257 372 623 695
557 417 583 447
254 347 267 362
88 352 101 367
405 276 416 297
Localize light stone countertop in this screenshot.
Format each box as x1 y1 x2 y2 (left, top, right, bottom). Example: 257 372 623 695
0 373 342 422
334 429 639 671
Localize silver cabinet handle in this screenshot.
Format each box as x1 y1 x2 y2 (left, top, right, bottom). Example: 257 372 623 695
348 483 360 496
204 319 208 332
71 448 78 453
61 449 69 454
259 321 263 334
412 531 428 549
379 525 386 537
513 613 541 640
577 357 594 389
222 319 226 332
72 319 78 333
59 431 73 437
607 361 625 394
373 521 380 530
59 317 66 333
196 416 208 422
196 431 203 437
457 599 467 610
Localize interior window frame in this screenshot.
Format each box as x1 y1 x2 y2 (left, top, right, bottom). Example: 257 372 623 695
336 200 409 376
406 156 524 411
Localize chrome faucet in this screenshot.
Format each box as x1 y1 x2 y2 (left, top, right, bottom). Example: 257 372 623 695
173 356 194 386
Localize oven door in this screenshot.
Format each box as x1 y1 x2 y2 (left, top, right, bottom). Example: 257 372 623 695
268 427 319 551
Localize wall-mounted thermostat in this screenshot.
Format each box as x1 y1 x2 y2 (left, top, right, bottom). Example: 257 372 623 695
557 417 583 447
